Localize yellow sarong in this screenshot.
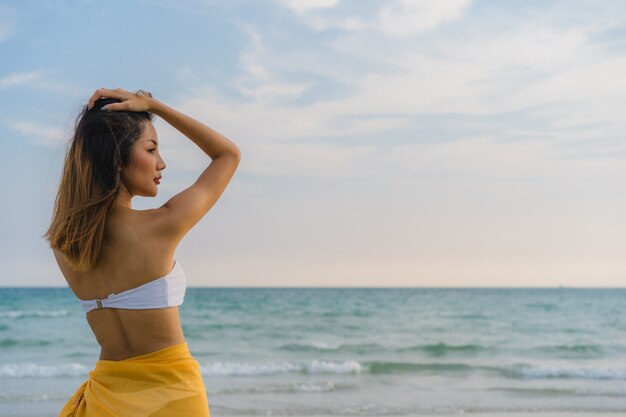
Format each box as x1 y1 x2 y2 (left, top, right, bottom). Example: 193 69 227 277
58 342 210 417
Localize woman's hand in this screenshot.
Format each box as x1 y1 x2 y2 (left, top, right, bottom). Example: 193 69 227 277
86 88 155 112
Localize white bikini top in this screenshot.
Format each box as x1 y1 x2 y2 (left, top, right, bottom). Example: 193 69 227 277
78 259 186 314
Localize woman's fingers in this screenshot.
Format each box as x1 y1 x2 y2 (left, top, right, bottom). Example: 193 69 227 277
86 87 152 112
87 88 128 110
87 88 110 109
101 103 117 112
100 99 132 112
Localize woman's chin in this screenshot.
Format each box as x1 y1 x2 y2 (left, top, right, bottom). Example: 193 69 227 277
139 188 158 197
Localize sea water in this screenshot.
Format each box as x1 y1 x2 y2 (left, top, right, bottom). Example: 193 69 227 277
1 287 626 416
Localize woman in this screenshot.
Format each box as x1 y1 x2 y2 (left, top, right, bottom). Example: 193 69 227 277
44 87 241 416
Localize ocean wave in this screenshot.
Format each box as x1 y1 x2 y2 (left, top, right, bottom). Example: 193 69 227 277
198 359 363 376
4 357 626 381
217 381 354 394
364 360 626 380
0 391 70 403
0 338 55 348
506 363 626 380
365 360 490 374
0 362 89 378
279 341 342 351
439 313 492 320
397 342 488 356
0 310 69 319
529 343 605 357
278 341 380 353
489 386 626 397
523 302 557 311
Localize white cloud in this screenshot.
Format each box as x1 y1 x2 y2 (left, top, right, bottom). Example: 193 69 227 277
232 22 314 102
277 0 471 36
273 19 626 149
377 0 471 36
0 71 44 89
278 0 339 15
9 121 66 147
172 6 626 183
0 4 16 43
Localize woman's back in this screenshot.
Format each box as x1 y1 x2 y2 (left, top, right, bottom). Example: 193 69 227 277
54 206 186 361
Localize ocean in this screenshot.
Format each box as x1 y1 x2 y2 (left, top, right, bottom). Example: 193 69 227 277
1 287 626 416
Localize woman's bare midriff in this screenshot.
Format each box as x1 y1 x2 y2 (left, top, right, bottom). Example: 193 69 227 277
87 307 187 361
54 207 187 362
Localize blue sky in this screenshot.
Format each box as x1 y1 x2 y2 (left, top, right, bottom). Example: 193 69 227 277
1 0 625 287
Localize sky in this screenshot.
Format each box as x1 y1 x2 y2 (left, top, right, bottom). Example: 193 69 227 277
1 0 625 288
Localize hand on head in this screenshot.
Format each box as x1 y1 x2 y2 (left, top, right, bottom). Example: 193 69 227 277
87 88 154 112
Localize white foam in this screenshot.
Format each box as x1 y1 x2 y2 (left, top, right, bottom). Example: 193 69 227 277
198 359 362 376
293 381 337 392
0 310 69 318
306 359 362 374
0 391 68 402
0 362 88 378
219 381 339 394
511 364 626 380
309 341 342 350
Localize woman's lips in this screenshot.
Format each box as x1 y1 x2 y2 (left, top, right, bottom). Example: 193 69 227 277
154 179 160 184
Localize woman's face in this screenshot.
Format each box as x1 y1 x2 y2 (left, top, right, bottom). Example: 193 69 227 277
122 121 166 198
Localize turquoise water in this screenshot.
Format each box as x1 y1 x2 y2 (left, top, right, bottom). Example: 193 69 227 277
1 287 626 416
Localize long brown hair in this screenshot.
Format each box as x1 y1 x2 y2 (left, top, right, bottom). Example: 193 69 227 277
43 91 155 272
